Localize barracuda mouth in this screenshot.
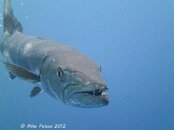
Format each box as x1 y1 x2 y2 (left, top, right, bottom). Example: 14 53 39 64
63 83 109 107
74 87 108 96
62 83 108 104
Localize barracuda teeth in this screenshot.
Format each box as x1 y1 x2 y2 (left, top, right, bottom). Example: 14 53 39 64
101 92 106 95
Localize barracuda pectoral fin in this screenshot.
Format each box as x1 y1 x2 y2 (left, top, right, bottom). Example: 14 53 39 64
30 86 43 97
3 62 40 83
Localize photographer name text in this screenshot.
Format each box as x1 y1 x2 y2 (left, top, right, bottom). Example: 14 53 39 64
20 123 66 129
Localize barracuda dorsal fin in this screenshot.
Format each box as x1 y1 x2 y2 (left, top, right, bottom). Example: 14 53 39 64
3 62 40 83
3 0 23 35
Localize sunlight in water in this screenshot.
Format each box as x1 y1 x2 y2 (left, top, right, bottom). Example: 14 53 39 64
21 2 24 6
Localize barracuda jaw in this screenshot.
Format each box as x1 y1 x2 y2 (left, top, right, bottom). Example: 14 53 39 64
62 82 109 107
73 86 108 97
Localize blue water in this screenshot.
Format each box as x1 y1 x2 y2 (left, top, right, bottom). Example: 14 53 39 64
0 0 174 130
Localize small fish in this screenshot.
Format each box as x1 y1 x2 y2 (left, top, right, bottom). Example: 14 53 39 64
0 0 109 108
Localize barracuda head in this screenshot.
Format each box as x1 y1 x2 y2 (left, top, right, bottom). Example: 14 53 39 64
62 67 109 108
62 69 109 108
41 55 109 108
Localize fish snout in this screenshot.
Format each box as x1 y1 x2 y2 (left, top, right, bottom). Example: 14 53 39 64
102 94 109 105
96 83 109 105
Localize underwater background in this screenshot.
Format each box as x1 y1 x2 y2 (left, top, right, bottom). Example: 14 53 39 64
0 0 174 130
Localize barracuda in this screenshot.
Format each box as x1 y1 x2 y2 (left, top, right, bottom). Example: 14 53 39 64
0 0 109 108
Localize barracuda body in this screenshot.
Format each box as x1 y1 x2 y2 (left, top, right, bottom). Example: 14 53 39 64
0 0 109 108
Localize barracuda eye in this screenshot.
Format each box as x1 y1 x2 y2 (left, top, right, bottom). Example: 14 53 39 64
57 67 64 81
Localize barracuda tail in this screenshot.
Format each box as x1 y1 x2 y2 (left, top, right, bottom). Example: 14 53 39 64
3 0 23 35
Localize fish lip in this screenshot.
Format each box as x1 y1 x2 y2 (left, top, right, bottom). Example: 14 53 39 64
62 83 86 102
62 82 108 104
68 87 109 107
73 86 108 96
67 85 108 99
